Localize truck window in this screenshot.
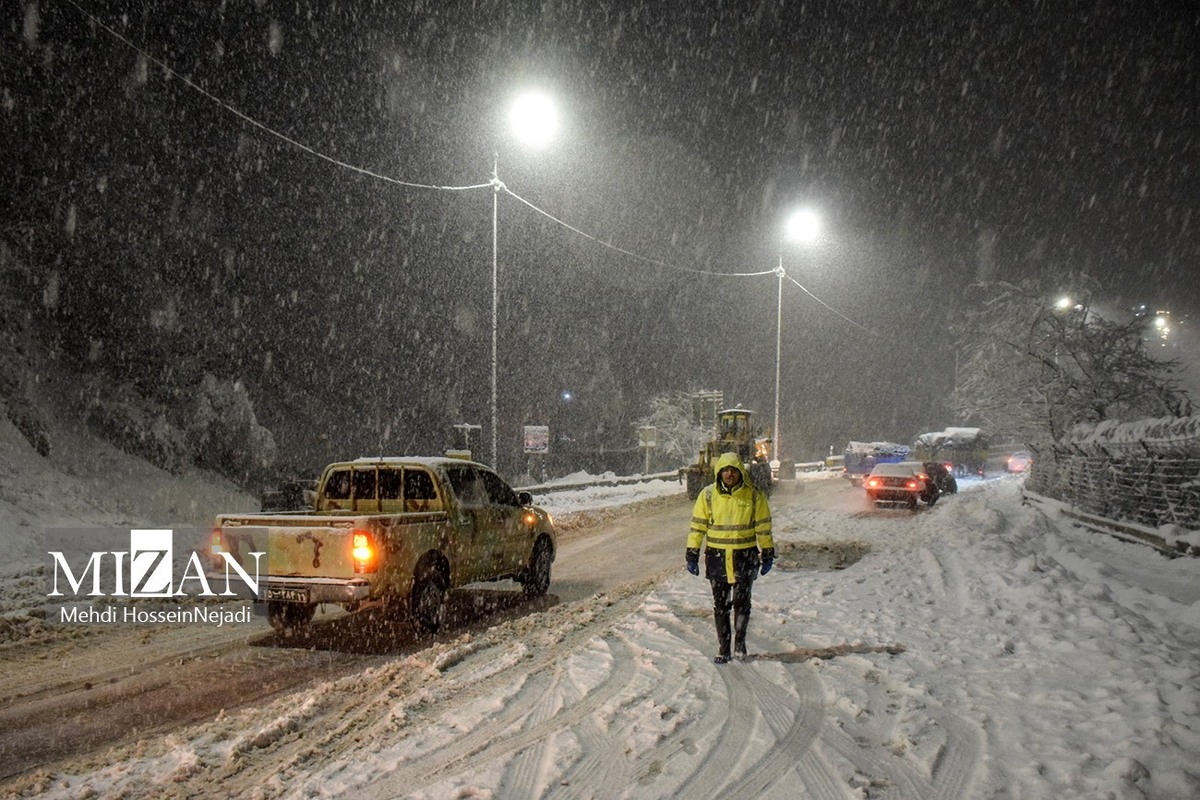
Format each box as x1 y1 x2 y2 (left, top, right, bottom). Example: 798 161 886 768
404 468 440 512
353 467 379 512
379 468 402 500
353 468 376 500
405 469 436 500
377 468 409 513
445 466 487 508
324 470 351 500
480 470 518 506
318 468 354 512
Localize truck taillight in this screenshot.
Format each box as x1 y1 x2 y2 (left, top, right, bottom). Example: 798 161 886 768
352 531 376 573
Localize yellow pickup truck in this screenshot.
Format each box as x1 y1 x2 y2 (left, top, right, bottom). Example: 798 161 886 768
209 457 557 634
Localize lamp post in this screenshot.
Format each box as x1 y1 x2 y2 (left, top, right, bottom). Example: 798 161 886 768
489 89 558 468
773 208 821 469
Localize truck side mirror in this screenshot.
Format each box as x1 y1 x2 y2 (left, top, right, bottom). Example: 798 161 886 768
516 490 534 506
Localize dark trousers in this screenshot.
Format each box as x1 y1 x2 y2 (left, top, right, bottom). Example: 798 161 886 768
710 578 753 656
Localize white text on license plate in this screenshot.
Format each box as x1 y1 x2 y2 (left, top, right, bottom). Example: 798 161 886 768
266 587 309 603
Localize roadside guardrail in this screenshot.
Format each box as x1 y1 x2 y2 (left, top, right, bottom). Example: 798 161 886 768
516 470 681 495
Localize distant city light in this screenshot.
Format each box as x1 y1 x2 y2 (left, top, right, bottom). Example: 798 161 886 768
1154 312 1171 343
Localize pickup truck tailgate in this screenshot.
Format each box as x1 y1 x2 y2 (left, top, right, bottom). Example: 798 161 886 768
217 517 365 579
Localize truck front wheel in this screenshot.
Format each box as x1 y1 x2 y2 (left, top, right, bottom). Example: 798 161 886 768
523 538 553 599
267 601 314 634
410 568 447 635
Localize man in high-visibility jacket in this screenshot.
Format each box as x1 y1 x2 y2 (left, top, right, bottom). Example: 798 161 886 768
686 451 775 663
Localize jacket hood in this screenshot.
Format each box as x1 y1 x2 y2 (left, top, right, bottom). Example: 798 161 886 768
712 451 750 487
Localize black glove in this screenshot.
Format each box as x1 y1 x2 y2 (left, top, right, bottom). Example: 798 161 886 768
685 548 700 576
760 547 775 576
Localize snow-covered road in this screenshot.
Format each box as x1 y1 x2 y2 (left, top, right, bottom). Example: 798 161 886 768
4 473 1199 799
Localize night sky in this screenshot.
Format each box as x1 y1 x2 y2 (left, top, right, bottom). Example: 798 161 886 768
6 1 1198 473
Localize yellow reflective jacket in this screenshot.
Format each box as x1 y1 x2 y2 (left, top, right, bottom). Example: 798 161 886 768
687 452 774 583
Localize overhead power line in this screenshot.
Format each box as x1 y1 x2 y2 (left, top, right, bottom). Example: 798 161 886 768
501 184 775 278
784 274 876 335
65 0 488 193
65 0 871 327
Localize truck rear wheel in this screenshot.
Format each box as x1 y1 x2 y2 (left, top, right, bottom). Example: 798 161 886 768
410 568 447 635
267 601 314 634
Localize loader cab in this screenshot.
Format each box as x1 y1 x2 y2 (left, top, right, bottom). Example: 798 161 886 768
716 407 765 463
717 408 753 446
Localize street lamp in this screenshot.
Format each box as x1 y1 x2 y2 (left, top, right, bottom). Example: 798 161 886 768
773 208 821 469
489 89 558 468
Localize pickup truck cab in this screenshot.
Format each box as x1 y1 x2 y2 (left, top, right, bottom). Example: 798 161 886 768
209 457 556 634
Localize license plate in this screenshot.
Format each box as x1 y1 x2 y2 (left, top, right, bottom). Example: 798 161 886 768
266 586 309 603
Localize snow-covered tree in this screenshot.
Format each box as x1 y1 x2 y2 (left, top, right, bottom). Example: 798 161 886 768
186 374 279 483
634 392 713 471
951 279 1191 445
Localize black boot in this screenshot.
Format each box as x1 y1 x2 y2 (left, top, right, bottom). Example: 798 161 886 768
714 608 732 664
732 581 752 659
733 610 749 659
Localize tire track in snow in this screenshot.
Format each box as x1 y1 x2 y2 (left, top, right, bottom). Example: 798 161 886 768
918 548 949 602
500 662 577 799
924 706 986 800
545 633 655 800
553 622 746 799
657 614 847 799
660 616 768 798
545 703 624 800
547 633 696 800
354 591 651 797
817 713 935 797
717 661 838 799
511 632 684 799
809 657 986 799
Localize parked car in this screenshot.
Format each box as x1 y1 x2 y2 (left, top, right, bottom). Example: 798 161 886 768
1006 451 1032 473
864 461 938 510
921 461 958 496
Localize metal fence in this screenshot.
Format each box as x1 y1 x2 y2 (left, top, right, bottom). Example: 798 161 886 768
1025 415 1200 556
